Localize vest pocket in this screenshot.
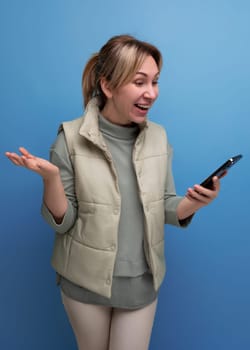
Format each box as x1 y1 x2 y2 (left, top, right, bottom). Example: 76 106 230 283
70 201 118 251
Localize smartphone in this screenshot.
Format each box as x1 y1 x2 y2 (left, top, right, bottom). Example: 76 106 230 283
200 154 243 189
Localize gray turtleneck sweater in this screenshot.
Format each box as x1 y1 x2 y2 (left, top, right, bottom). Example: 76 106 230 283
99 114 148 277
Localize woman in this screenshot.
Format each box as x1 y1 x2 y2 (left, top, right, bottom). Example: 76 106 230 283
6 34 221 350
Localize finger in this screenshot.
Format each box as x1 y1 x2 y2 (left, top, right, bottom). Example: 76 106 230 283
187 188 206 202
188 187 212 204
212 176 220 191
193 185 210 197
19 147 34 159
219 170 227 179
194 182 219 196
5 152 26 166
8 158 23 166
185 192 199 202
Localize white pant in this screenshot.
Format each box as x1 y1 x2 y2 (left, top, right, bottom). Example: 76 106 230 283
61 291 157 350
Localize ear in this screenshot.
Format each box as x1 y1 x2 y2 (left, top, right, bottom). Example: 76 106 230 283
100 78 113 99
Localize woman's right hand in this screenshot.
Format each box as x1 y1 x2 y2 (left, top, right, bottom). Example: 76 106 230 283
5 147 59 180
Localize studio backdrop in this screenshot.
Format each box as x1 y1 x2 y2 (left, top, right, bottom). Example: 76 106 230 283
1 1 249 349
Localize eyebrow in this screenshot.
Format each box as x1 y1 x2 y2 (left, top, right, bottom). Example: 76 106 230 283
135 71 160 78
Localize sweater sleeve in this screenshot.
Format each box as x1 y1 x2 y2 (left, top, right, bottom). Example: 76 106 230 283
41 131 78 234
164 143 193 227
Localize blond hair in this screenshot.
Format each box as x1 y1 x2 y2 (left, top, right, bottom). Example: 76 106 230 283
82 34 163 108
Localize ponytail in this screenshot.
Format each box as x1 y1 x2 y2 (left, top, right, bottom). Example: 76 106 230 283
81 53 105 108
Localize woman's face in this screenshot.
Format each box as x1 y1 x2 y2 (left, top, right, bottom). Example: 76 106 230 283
101 55 160 126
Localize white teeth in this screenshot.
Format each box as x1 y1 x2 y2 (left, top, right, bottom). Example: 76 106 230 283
136 104 150 110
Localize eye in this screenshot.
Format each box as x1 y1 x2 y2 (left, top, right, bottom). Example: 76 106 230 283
152 80 159 85
134 80 144 86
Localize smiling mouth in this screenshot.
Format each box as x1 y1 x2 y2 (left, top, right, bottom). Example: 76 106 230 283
134 104 150 111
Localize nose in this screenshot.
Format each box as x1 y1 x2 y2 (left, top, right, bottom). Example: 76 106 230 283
144 84 158 100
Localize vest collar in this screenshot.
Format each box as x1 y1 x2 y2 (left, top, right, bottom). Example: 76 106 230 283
79 97 148 146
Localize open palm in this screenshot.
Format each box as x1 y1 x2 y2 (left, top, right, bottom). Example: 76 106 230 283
5 147 59 179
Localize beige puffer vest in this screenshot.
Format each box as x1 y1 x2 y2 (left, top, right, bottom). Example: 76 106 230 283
51 98 170 298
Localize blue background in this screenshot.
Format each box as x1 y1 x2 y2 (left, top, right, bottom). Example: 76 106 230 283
1 1 249 349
